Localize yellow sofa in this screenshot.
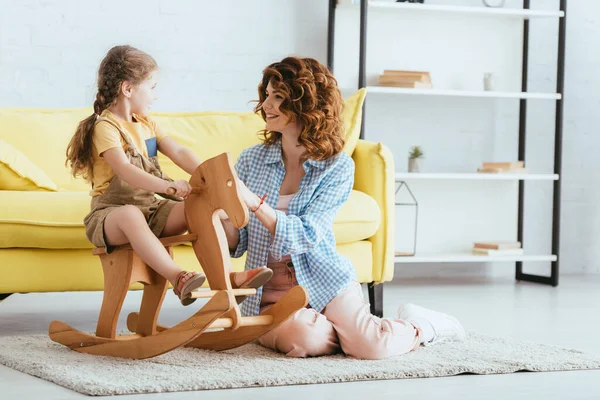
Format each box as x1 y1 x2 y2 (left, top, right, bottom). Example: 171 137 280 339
0 89 395 315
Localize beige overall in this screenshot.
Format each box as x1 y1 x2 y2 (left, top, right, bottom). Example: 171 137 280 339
83 117 179 253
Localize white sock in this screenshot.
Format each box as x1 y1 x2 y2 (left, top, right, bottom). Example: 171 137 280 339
407 317 435 344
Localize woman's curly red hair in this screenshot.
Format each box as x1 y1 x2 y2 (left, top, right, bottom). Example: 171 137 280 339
254 57 345 161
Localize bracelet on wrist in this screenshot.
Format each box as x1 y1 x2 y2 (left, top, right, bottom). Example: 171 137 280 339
251 194 268 213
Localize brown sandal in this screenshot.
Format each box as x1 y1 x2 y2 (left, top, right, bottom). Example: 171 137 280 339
230 267 273 304
173 271 206 306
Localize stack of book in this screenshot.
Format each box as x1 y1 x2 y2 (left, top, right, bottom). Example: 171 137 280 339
472 241 523 256
377 70 432 89
477 161 527 174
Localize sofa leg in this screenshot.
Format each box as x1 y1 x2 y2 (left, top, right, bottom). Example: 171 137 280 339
0 293 12 301
368 282 383 318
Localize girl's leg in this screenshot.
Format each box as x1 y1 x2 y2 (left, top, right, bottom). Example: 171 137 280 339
104 204 191 288
323 282 421 360
161 202 187 237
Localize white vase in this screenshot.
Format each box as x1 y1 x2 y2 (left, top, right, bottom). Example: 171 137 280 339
483 73 495 91
408 158 421 173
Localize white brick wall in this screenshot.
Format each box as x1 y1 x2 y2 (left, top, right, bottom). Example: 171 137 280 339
558 1 600 275
0 0 327 110
0 0 598 275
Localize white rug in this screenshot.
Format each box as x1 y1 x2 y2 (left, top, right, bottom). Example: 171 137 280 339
0 333 599 396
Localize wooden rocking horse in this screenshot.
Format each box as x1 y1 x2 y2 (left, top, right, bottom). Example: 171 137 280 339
49 153 308 359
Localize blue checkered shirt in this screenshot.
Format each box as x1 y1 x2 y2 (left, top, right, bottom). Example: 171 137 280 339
232 141 358 316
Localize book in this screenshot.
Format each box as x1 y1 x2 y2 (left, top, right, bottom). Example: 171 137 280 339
477 167 528 174
472 248 524 256
378 70 432 88
383 70 431 82
474 241 522 250
481 161 525 169
378 76 426 84
378 80 433 89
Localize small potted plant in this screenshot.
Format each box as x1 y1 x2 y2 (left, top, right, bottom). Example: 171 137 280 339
408 146 424 172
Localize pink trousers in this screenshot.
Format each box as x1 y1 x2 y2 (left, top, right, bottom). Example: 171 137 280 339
258 262 421 359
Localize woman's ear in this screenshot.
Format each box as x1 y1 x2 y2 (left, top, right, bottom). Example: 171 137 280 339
121 81 132 98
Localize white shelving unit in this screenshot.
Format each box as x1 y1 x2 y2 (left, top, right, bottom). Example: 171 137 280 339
328 0 566 290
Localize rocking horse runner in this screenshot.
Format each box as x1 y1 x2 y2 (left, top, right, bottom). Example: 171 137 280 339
49 152 308 359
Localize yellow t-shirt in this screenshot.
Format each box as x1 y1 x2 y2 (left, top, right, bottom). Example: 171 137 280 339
89 110 167 196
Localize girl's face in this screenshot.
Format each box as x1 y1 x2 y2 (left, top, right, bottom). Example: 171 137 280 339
129 70 159 116
263 81 292 133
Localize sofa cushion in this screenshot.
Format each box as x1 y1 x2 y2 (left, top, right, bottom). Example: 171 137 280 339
0 108 93 191
0 91 365 191
333 190 380 245
153 89 366 181
0 191 91 249
0 190 380 249
0 139 58 191
341 88 366 156
152 112 265 181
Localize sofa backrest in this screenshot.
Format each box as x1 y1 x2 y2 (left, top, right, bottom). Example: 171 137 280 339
0 89 365 191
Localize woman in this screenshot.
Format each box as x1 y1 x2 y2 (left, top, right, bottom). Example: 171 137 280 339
221 56 466 359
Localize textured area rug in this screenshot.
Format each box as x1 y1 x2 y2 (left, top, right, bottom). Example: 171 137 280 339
0 332 599 396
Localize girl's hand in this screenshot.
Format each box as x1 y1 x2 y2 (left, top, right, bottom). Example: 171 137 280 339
166 180 192 199
237 179 261 210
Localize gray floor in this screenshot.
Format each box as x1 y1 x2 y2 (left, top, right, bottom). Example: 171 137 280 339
1 275 599 399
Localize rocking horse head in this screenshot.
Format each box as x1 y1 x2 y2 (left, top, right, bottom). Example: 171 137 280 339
188 153 249 229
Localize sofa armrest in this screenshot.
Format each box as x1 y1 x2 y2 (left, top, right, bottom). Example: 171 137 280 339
351 139 395 283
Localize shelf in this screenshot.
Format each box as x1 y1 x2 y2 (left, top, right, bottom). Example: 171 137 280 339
395 172 559 181
394 253 557 263
366 86 562 100
338 2 564 19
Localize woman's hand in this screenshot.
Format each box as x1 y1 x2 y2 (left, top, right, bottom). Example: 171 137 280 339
166 180 192 199
237 179 261 210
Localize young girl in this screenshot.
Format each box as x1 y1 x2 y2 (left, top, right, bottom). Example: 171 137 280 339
221 56 466 359
66 45 272 305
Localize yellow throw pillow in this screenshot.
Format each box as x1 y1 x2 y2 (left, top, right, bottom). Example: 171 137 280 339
342 88 367 155
0 139 58 191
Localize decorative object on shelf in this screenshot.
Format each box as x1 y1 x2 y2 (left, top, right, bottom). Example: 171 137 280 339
395 181 418 257
477 161 527 174
473 241 523 256
482 0 506 7
408 146 424 172
378 70 432 89
483 72 495 91
396 0 425 3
